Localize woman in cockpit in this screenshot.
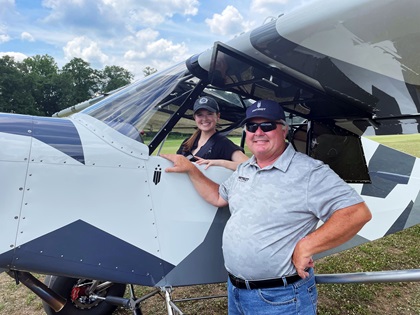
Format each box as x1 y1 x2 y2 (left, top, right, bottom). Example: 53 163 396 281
177 96 248 171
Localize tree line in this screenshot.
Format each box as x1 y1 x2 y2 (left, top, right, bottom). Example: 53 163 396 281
0 54 135 117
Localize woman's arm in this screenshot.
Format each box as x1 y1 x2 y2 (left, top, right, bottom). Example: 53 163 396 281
195 150 248 170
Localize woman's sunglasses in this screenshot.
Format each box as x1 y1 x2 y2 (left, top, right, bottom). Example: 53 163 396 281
245 121 284 133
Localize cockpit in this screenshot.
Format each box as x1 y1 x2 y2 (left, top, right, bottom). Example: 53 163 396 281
79 42 371 183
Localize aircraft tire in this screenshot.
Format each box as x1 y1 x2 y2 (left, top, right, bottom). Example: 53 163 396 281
42 275 126 315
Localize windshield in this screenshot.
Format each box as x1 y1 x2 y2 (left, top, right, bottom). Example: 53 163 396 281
81 60 249 155
82 61 188 142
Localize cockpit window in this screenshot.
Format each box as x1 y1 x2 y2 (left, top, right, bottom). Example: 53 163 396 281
82 62 188 142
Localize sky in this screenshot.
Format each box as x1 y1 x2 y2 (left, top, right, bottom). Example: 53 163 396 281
0 0 312 79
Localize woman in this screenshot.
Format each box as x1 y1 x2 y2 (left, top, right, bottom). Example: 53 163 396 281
177 96 248 170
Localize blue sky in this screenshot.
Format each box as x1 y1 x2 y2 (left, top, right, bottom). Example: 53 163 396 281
0 0 310 79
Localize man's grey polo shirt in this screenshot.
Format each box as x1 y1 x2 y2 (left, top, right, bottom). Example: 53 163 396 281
219 144 364 280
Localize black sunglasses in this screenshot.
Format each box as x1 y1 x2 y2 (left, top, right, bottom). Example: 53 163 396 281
245 121 284 133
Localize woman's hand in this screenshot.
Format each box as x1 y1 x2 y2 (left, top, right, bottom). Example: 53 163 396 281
195 156 222 169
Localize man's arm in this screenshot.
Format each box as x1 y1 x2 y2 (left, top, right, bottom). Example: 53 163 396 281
292 202 372 278
161 154 228 207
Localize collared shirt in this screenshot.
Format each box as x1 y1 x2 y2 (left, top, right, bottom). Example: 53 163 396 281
219 144 363 280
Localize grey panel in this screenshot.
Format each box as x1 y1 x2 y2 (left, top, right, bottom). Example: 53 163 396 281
9 220 174 286
386 201 414 235
407 190 420 228
157 206 230 287
362 144 416 198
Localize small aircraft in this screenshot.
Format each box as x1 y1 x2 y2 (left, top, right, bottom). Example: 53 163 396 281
1 0 420 314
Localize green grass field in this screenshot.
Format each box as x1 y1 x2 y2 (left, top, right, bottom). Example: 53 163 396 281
366 134 420 157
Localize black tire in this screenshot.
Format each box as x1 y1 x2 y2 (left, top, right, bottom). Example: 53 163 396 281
42 275 126 315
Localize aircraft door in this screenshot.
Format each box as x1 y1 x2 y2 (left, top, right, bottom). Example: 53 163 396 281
291 121 371 183
145 156 232 287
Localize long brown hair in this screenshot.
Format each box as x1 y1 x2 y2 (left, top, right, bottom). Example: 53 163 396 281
182 129 201 153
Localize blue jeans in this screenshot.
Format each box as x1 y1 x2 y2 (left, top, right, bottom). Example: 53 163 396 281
227 268 317 315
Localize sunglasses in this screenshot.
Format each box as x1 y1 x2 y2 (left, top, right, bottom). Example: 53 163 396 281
245 121 284 133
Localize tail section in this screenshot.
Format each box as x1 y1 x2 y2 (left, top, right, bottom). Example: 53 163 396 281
317 136 420 258
358 136 420 236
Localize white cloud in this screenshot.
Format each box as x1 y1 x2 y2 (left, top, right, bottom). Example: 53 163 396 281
41 0 199 31
63 36 109 66
250 0 290 16
21 32 35 42
134 28 160 43
126 8 165 28
205 5 253 36
146 38 188 62
124 50 147 60
0 51 27 62
0 0 311 81
123 26 188 56
122 28 159 60
0 0 15 16
0 33 10 43
123 31 188 63
126 0 199 19
121 0 199 32
0 23 10 43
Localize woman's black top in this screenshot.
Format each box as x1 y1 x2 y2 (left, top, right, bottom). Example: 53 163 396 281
177 132 244 162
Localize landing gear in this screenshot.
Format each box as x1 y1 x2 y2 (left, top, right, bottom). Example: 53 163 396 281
41 275 225 314
42 276 126 315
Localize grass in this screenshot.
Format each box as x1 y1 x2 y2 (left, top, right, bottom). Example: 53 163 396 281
315 225 420 315
0 134 419 315
366 134 420 157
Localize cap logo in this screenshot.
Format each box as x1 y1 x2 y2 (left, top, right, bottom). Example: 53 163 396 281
252 101 266 113
199 97 208 104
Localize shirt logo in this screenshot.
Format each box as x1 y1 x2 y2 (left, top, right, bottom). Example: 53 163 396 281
238 176 249 182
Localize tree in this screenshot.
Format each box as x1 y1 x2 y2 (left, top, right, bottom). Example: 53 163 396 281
143 66 157 77
0 56 40 115
0 54 134 116
60 58 102 105
20 55 61 116
101 65 133 93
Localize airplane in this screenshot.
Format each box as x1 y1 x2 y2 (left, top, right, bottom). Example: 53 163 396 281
1 0 420 314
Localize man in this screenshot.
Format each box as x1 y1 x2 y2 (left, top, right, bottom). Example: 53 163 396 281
162 100 372 315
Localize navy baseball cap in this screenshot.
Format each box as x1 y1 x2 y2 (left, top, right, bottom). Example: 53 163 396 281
193 96 219 113
242 100 285 124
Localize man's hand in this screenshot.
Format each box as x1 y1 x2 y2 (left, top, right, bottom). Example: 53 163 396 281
292 237 315 279
160 154 195 173
291 202 371 279
160 153 228 208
